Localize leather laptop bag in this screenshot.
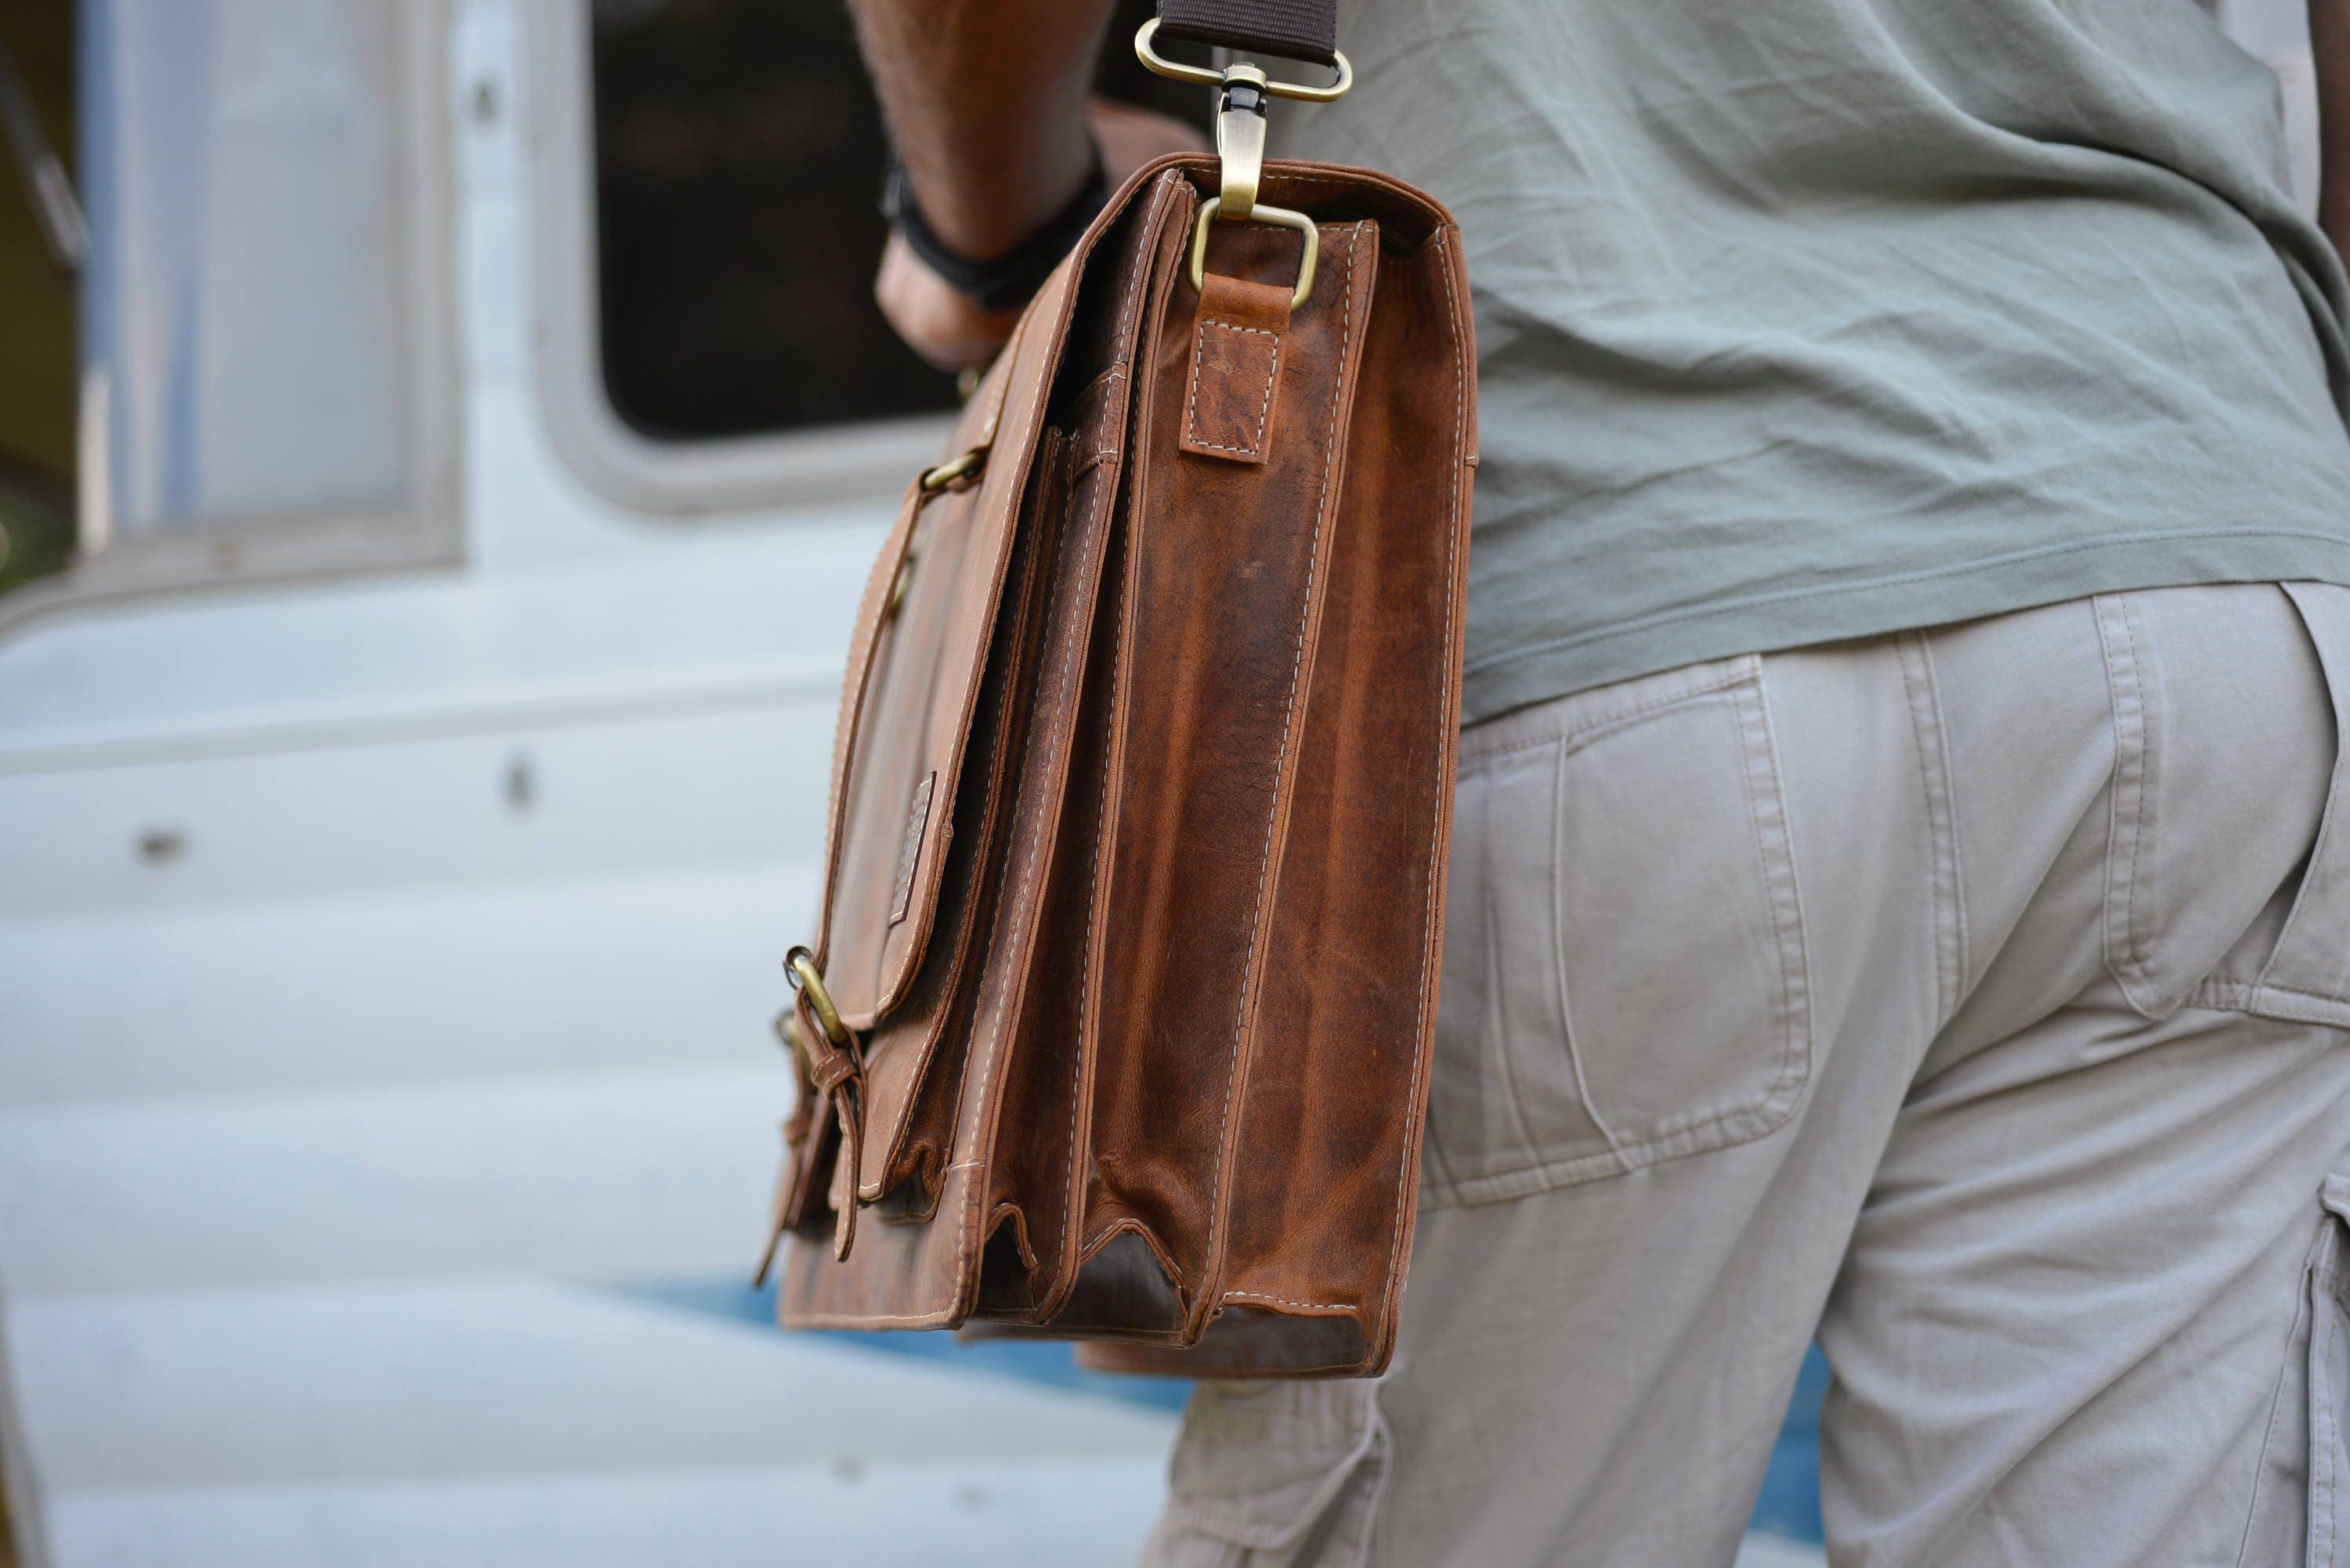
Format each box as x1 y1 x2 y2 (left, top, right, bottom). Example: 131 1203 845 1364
759 0 1478 1378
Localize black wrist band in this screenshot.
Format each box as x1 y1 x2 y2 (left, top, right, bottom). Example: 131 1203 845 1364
881 148 1111 314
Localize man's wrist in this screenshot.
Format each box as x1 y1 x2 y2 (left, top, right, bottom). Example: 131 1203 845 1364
884 107 1099 262
881 144 1109 313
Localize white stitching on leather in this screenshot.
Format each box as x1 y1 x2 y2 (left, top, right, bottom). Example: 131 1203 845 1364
912 434 1075 1180
943 409 1127 1313
858 439 1065 1202
815 490 923 957
935 504 1083 1317
1221 1290 1351 1313
1184 319 1282 457
1032 182 1177 1279
920 176 1177 1307
870 184 1152 1006
1112 174 1183 361
1079 1216 1189 1286
1061 525 1125 1266
803 173 1184 1327
1195 224 1364 1324
1079 1223 1185 1283
1379 229 1467 1335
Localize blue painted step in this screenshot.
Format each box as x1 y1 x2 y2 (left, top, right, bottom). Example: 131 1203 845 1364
627 1279 1830 1547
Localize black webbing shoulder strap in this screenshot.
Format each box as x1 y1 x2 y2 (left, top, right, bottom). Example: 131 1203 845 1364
1155 0 1338 67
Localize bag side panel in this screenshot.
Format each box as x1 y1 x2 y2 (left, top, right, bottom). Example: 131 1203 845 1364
1207 229 1476 1377
975 460 1128 1315
1077 212 1378 1327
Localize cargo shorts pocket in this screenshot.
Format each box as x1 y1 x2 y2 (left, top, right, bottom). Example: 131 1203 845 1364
2311 1180 2350 1566
2162 585 2350 1029
2242 1176 2350 1566
1142 1381 1388 1568
1428 655 1812 1207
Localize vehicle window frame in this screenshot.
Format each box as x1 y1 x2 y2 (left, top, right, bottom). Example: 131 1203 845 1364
0 0 461 641
526 0 953 521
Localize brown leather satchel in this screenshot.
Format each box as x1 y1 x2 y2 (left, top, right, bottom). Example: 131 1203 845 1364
759 3 1477 1379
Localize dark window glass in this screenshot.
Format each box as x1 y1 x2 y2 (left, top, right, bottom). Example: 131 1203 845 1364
588 0 1202 444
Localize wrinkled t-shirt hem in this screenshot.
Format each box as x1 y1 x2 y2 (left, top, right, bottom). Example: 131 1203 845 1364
1462 529 2350 726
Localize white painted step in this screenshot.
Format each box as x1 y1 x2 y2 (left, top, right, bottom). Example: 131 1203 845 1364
0 858 815 1107
43 1460 1173 1568
12 1284 1173 1568
0 1066 792 1297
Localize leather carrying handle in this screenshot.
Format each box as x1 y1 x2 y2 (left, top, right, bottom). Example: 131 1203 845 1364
1155 0 1336 67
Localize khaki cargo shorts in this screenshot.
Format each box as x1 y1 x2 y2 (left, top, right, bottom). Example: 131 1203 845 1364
1144 583 2350 1566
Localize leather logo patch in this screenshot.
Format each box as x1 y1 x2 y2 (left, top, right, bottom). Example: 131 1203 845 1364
888 771 935 927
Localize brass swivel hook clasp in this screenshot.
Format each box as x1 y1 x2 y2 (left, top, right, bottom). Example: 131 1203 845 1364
1134 18 1352 310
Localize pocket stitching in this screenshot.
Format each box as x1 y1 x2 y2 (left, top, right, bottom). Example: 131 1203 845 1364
1488 793 1562 1173
1439 676 1812 1205
1456 663 1756 772
2319 1299 2342 1568
2260 583 2350 1008
2096 592 2162 1013
2195 585 2350 1024
1735 672 1816 1142
2233 1255 2318 1568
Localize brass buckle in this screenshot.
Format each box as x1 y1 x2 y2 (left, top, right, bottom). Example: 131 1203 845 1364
783 945 851 1048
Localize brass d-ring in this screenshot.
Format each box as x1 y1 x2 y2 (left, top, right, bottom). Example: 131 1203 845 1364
1191 197 1319 310
920 449 984 493
884 551 916 620
784 946 851 1046
772 1007 812 1076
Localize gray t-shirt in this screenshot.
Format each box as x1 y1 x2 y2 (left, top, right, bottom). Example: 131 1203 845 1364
1282 0 2350 722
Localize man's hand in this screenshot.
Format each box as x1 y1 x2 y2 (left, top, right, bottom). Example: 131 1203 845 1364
876 98 1208 372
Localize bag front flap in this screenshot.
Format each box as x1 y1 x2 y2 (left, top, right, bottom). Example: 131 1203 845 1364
808 168 1190 1031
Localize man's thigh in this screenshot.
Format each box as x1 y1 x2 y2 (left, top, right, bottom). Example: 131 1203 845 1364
1144 641 1966 1568
1823 585 2350 1567
1823 999 2350 1568
1140 585 2350 1568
